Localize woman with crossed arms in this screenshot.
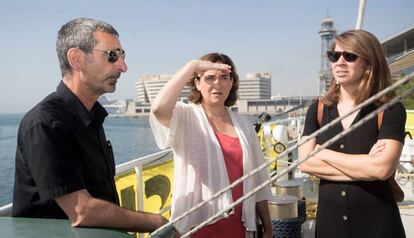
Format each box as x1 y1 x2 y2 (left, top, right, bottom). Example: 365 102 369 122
299 30 406 238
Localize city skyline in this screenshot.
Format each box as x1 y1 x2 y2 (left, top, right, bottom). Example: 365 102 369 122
1 0 414 113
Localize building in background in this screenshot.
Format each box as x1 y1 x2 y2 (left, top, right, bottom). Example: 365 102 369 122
136 74 191 104
318 15 336 95
98 95 126 116
133 72 290 115
381 25 414 76
238 73 272 100
381 25 414 109
236 96 313 116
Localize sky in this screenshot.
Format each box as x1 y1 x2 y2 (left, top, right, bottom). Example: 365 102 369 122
1 0 413 113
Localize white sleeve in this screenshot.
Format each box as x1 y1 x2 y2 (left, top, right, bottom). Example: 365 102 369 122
149 102 186 149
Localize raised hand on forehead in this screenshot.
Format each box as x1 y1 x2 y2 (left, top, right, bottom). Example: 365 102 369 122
192 60 232 76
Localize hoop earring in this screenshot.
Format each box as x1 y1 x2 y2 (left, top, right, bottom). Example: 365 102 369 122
334 81 340 90
364 69 370 78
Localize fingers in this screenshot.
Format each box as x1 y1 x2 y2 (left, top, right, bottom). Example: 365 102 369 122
195 60 232 74
369 141 386 156
210 62 232 73
312 144 323 158
373 141 386 151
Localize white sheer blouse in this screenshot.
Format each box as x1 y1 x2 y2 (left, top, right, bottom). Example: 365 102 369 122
149 102 272 234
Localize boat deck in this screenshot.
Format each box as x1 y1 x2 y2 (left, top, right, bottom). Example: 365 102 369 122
0 217 134 238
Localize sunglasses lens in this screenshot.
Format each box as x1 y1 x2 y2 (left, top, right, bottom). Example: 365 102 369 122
327 51 340 63
342 52 358 62
107 49 125 63
327 51 358 63
108 50 119 63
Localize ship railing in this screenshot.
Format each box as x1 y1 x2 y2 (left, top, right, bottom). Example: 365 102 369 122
0 203 12 217
115 148 174 238
1 73 413 236
150 72 414 237
0 148 174 221
116 148 173 174
115 149 173 215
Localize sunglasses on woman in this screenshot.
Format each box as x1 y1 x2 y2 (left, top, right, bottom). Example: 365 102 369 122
93 48 126 63
327 51 358 63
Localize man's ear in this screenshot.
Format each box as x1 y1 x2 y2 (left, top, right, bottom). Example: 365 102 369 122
67 48 83 71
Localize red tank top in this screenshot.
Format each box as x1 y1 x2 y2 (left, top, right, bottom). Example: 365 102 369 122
192 131 245 238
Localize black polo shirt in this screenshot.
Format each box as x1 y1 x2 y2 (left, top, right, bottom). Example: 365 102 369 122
12 81 119 218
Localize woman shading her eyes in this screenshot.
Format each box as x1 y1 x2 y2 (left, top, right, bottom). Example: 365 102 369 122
150 52 273 238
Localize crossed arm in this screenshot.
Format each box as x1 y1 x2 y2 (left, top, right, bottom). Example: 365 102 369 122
298 136 403 181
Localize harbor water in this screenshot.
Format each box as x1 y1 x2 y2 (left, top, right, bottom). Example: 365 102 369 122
0 113 260 206
0 114 161 206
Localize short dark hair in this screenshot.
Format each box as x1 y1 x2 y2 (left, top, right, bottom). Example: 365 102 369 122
56 17 119 77
187 53 239 107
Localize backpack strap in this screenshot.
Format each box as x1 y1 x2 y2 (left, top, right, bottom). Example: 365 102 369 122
317 98 325 127
377 111 383 130
376 109 404 202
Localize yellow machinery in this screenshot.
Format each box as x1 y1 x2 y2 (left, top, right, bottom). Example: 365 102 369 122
257 122 289 181
114 150 174 238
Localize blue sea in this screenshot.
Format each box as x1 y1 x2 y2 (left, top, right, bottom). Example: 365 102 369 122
0 114 161 206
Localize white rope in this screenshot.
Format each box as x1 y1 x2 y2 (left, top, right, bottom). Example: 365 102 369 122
150 72 414 237
264 158 294 166
182 77 414 237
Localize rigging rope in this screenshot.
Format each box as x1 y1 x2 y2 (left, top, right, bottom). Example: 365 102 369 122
181 75 414 237
150 72 414 237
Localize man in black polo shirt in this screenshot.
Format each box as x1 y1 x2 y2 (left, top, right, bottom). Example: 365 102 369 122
12 17 174 234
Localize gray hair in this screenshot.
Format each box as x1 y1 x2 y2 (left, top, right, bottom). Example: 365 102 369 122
56 17 119 76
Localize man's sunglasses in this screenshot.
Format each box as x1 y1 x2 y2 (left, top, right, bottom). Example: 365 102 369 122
327 51 358 63
93 48 126 63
